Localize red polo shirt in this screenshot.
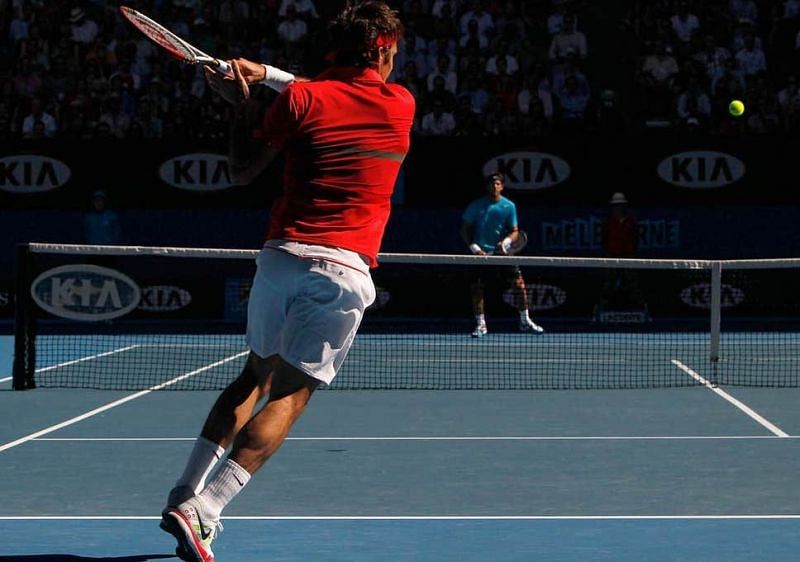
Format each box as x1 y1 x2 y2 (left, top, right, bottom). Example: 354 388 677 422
261 66 415 267
603 215 638 257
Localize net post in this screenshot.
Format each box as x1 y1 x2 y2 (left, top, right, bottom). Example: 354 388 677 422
12 243 36 390
709 261 722 383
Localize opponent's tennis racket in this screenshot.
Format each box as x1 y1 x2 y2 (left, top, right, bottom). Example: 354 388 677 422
503 230 528 255
119 6 233 77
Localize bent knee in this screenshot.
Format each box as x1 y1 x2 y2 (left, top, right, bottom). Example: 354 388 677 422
239 352 277 391
270 358 320 402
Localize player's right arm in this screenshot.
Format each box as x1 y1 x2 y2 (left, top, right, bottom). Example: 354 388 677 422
461 222 485 255
461 202 485 255
230 58 311 91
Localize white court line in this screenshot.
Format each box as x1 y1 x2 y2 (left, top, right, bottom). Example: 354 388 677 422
31 435 800 442
349 359 631 364
0 376 11 383
0 351 249 454
126 344 242 349
0 515 798 521
672 359 789 438
35 345 140 373
360 342 708 347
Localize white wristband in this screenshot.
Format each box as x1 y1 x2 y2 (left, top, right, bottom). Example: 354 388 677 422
501 237 513 252
259 64 296 92
469 243 482 255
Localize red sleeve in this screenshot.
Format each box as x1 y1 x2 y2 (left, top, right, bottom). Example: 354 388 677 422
260 83 306 151
387 83 416 118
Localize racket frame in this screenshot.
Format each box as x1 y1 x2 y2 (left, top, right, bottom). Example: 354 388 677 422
119 6 232 76
505 230 528 256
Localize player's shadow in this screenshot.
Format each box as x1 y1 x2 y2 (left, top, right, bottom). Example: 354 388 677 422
0 554 177 562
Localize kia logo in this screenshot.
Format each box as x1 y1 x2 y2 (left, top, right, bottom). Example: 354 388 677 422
0 155 71 193
680 283 745 309
483 151 571 191
31 265 141 321
159 153 233 191
503 284 566 311
139 285 192 312
657 151 745 188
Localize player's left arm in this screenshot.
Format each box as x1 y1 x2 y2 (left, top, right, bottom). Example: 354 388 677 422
206 61 280 185
229 100 279 185
496 203 520 254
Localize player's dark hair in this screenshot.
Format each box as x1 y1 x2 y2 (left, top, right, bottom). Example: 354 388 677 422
328 1 404 68
486 172 505 184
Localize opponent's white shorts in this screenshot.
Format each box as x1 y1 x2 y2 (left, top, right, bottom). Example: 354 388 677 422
246 242 376 385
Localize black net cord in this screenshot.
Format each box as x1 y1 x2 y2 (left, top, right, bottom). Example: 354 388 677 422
12 244 36 390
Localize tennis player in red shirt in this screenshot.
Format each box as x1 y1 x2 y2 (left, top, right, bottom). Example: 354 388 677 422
159 3 413 561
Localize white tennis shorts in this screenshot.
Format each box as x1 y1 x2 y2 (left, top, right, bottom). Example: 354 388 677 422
246 243 376 384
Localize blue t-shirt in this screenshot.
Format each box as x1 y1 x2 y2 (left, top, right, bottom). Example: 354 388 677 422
83 210 120 245
462 196 518 252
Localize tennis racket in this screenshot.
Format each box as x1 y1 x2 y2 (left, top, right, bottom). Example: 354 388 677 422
119 6 233 77
502 230 528 256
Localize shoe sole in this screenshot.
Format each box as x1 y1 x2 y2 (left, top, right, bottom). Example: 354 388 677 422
160 510 212 562
175 546 194 562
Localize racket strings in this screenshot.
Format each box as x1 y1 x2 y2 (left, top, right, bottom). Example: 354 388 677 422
121 7 197 62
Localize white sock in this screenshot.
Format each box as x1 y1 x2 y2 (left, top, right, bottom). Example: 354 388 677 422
476 313 486 326
175 436 225 494
197 459 251 519
519 309 530 322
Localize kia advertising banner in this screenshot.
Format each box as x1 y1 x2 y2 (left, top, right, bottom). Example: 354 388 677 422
481 151 572 191
31 264 141 322
0 134 796 209
0 154 71 194
655 151 746 189
15 251 800 338
158 153 234 192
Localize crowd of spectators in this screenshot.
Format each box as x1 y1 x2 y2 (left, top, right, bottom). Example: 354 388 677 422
630 0 800 133
3 0 800 140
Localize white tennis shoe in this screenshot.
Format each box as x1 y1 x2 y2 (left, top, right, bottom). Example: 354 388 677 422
519 318 545 333
471 324 488 338
160 497 221 562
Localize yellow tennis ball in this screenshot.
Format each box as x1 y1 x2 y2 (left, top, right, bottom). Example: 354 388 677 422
729 99 745 117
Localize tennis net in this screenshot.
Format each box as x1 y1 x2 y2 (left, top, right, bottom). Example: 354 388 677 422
13 243 800 390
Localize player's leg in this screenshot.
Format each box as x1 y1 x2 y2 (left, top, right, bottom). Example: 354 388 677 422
162 249 373 562
158 354 277 562
164 353 274 509
200 352 275 447
180 362 316 518
471 276 487 337
163 244 287 508
161 361 318 562
212 250 370 476
512 267 544 333
160 248 293 561
221 359 317 473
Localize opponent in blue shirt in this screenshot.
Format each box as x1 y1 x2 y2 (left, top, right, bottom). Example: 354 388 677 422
460 173 544 337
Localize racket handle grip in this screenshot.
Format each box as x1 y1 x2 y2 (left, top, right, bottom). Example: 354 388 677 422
214 59 233 77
